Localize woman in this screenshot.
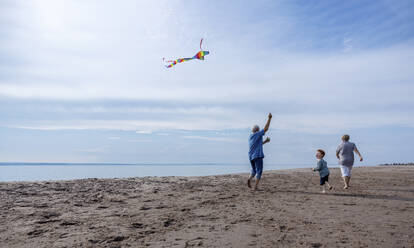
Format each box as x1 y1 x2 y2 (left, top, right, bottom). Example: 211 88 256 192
336 134 363 189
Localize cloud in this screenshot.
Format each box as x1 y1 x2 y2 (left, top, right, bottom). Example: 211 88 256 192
2 42 413 134
108 136 121 140
1 0 414 164
156 133 171 136
273 112 414 134
75 146 108 153
8 118 251 131
1 1 414 135
343 37 353 52
182 135 241 142
136 130 152 134
7 106 414 135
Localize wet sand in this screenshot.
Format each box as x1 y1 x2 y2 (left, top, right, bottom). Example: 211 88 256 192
1 165 413 247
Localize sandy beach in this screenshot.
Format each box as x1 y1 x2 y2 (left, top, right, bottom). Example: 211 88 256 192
1 165 413 247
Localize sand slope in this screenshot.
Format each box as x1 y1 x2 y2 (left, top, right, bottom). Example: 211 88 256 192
1 166 413 247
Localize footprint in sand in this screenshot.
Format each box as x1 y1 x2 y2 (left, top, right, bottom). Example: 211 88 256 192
60 220 79 226
131 222 145 228
163 218 175 227
27 229 48 236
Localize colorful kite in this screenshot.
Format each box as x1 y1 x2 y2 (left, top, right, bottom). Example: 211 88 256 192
163 39 209 68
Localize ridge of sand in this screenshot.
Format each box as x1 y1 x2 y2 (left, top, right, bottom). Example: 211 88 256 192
1 165 413 247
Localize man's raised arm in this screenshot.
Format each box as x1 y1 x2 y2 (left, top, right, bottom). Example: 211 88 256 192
263 113 272 133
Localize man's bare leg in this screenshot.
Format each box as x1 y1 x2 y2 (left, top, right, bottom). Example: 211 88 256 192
247 175 254 188
254 178 261 191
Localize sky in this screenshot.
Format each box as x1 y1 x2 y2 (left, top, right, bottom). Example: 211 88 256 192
1 0 414 165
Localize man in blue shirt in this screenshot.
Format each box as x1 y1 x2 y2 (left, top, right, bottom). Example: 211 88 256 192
247 113 272 190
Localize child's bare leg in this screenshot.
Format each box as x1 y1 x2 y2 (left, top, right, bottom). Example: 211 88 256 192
322 184 326 193
326 181 333 190
254 178 261 190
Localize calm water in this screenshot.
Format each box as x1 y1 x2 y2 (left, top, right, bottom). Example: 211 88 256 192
0 163 314 182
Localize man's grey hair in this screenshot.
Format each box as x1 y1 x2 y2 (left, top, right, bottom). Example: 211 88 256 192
252 125 260 133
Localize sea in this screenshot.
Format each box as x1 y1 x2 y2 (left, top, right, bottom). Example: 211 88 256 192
0 162 317 182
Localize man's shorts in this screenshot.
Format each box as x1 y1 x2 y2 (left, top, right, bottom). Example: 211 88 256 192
250 158 263 179
340 165 352 177
320 174 329 185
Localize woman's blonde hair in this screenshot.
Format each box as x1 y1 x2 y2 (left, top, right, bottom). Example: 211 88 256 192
342 134 350 141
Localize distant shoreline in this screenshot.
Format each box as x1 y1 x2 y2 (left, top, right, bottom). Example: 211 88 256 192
0 164 382 183
0 162 307 166
1 163 407 183
379 163 414 166
0 163 314 182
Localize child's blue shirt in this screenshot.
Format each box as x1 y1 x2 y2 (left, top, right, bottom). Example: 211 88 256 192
314 158 330 178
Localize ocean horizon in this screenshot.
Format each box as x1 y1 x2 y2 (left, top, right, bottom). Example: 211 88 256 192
0 162 336 182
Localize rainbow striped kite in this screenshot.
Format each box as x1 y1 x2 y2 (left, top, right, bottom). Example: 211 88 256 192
163 39 209 68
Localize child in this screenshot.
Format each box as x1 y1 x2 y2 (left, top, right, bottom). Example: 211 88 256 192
312 149 333 193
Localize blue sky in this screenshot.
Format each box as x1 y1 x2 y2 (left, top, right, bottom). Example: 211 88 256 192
1 0 414 165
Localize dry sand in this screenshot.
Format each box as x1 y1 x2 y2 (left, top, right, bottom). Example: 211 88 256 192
1 165 413 247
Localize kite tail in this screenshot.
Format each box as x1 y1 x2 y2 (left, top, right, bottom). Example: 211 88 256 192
164 57 194 68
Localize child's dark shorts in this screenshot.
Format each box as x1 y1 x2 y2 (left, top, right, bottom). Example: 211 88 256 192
320 174 329 185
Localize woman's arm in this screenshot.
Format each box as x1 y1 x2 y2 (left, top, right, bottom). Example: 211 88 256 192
336 145 341 159
354 146 363 161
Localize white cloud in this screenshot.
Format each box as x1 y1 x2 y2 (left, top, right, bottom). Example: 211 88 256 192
343 37 353 53
108 136 121 140
274 112 414 134
1 43 413 105
1 1 414 164
75 146 108 153
33 105 236 116
182 135 241 142
1 1 413 135
9 117 251 132
136 130 152 134
6 107 414 135
155 133 171 136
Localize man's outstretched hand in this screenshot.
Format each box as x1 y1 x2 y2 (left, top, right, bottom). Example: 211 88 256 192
264 137 270 143
264 113 273 133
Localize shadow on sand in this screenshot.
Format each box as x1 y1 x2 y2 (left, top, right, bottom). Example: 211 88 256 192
274 189 414 202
